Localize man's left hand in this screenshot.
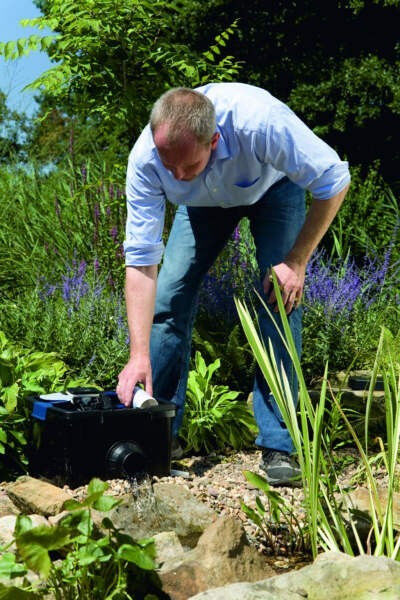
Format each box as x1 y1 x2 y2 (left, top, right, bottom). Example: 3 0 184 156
263 262 306 314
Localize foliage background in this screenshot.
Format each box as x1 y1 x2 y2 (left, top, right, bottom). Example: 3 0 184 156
0 0 399 464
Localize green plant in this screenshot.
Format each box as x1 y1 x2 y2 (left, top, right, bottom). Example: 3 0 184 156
0 330 90 478
0 478 163 599
235 276 400 559
180 351 257 453
192 323 256 393
0 0 241 149
241 470 306 555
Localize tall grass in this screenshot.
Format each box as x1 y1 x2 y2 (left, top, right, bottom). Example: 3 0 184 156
235 275 400 559
0 160 126 293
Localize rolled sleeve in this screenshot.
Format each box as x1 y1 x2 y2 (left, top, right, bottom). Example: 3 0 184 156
124 151 166 266
264 104 351 199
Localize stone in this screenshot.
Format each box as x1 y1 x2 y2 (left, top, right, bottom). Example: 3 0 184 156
153 531 185 566
5 476 72 517
0 491 19 517
344 487 400 531
0 514 48 549
189 551 400 599
159 516 275 600
106 482 216 548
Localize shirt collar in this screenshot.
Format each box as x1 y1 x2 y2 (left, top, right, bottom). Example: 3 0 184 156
210 125 230 165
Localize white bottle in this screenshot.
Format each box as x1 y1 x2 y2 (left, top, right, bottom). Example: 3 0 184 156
132 386 158 409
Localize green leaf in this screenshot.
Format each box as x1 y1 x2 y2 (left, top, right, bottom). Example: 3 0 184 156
240 501 263 527
93 495 122 512
58 509 92 536
117 544 155 570
17 39 26 57
16 525 73 578
3 383 18 412
4 41 16 60
14 515 33 538
0 553 27 579
87 478 109 497
0 583 39 599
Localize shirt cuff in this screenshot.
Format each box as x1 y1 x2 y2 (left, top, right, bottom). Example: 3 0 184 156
123 241 164 266
308 162 351 200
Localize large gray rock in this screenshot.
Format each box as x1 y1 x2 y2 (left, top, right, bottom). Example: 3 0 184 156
190 551 400 599
0 514 48 549
159 516 275 600
107 482 216 547
6 476 72 517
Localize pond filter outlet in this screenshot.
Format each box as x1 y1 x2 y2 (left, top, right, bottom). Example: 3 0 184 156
27 392 176 487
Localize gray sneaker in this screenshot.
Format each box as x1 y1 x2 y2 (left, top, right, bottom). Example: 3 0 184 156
259 449 302 487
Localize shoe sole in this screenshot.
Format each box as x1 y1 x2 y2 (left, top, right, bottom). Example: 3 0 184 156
260 464 302 488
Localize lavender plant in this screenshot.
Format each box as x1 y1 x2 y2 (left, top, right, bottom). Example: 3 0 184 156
0 261 130 388
302 241 400 382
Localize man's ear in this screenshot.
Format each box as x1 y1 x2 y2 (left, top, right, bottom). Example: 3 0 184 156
211 132 220 150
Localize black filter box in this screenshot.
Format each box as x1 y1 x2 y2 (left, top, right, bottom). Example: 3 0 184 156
27 392 176 488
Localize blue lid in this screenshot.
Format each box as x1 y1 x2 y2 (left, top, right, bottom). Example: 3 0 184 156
31 391 125 420
31 400 67 421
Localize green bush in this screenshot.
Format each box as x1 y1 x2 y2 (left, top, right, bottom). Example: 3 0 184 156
0 331 90 479
0 268 129 389
0 478 164 599
180 351 257 453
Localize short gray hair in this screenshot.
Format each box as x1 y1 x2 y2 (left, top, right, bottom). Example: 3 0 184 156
150 88 216 145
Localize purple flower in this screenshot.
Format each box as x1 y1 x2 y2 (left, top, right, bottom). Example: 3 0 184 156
61 259 89 308
304 247 400 317
94 257 100 272
110 226 118 243
81 164 87 184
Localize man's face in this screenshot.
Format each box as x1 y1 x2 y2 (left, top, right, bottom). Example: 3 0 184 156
154 124 219 182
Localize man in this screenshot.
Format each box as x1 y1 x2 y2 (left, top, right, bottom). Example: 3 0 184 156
117 82 350 487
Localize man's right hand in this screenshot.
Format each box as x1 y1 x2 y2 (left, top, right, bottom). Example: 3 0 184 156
116 355 153 407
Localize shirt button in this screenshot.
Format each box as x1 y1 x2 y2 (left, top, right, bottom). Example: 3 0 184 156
213 188 217 192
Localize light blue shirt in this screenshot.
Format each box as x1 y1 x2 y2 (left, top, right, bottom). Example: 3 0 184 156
124 82 350 266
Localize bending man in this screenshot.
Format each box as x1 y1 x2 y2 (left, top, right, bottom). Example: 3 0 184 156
117 83 350 486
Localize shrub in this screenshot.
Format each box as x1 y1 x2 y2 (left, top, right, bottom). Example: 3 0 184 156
0 330 89 479
0 478 165 599
0 263 130 389
180 351 257 453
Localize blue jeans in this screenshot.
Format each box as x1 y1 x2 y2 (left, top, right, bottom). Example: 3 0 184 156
150 177 305 453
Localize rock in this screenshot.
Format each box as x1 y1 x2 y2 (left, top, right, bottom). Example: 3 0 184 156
153 531 185 566
189 551 400 599
344 487 400 531
5 476 72 517
159 516 275 600
0 514 48 549
107 482 216 548
0 491 19 517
